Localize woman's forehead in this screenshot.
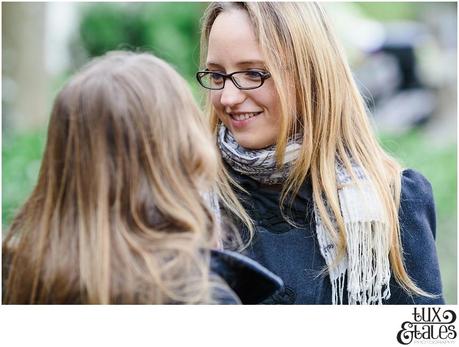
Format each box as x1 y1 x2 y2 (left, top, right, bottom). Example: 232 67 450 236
207 9 264 66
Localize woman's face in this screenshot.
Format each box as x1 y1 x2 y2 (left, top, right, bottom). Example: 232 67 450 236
207 9 281 149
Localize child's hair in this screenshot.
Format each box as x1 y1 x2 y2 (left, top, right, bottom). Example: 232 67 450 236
2 51 238 304
200 2 431 297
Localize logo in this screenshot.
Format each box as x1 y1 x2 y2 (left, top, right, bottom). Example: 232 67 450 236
397 307 457 345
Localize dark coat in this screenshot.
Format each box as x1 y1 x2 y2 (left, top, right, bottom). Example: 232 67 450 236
210 249 283 304
226 167 445 304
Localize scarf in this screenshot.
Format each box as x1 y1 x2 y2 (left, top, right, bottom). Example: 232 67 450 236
217 125 391 305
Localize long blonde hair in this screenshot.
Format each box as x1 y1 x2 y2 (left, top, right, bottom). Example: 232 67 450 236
200 2 429 296
3 51 238 304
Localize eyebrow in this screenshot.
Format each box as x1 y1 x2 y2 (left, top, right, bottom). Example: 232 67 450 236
206 60 266 68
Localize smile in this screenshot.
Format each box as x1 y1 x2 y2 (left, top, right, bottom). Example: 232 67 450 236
229 112 262 121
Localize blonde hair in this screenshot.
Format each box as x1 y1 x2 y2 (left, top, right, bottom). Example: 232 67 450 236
3 51 238 304
200 2 430 297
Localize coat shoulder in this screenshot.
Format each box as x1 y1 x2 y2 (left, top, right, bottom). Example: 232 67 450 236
388 169 444 304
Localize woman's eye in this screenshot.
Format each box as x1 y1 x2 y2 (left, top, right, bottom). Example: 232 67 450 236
244 71 262 80
209 73 224 83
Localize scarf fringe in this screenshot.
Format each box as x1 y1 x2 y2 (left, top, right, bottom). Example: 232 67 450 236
318 183 392 305
345 221 391 304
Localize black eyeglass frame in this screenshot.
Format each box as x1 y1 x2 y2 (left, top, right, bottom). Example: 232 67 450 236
195 70 272 90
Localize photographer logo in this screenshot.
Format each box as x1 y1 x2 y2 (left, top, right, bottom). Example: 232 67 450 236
397 307 456 345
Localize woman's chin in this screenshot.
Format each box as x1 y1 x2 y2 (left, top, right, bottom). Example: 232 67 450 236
233 134 276 150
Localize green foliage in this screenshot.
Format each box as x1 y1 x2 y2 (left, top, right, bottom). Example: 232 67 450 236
2 129 47 231
355 2 423 22
75 3 206 80
379 130 457 221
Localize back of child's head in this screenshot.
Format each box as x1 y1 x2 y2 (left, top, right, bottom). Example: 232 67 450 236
3 51 230 304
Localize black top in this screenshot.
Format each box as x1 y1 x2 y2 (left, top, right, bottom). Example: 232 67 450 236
227 167 445 304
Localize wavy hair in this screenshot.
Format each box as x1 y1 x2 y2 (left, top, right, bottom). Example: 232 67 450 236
200 2 430 297
3 51 240 304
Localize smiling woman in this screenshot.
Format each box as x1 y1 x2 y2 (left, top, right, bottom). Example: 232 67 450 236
202 9 281 150
197 2 445 305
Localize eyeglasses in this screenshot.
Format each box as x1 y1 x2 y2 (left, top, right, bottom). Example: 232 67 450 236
196 70 271 90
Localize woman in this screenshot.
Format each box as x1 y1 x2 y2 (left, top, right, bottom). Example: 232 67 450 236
2 51 282 304
196 2 444 304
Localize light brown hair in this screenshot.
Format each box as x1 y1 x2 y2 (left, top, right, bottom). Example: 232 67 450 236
3 51 237 304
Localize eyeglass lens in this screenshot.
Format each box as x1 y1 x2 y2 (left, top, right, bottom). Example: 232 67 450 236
199 71 264 89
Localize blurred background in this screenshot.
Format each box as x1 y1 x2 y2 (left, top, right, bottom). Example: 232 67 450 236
2 2 457 303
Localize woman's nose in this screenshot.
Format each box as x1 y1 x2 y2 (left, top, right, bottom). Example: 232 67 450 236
219 80 246 107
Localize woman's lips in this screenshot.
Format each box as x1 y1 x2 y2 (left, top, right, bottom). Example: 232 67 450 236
228 112 262 129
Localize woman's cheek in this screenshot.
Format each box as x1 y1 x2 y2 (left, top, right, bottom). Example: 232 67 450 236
211 94 228 124
210 92 222 111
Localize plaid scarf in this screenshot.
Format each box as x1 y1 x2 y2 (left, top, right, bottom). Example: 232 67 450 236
217 125 391 304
